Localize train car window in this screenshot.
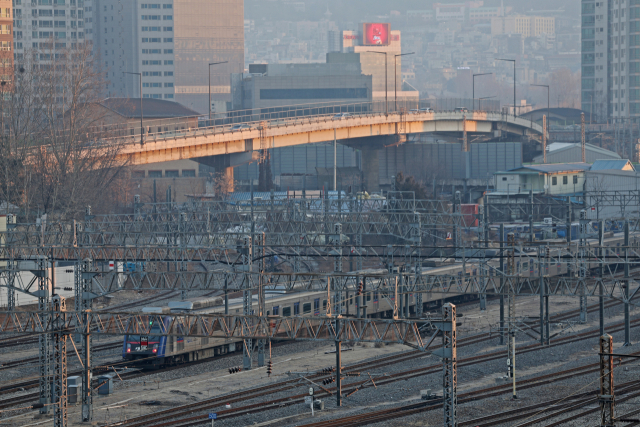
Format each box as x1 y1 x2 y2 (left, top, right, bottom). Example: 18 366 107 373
367 292 371 301
373 291 379 302
303 303 311 314
562 176 568 185
273 306 279 316
294 303 300 315
314 299 320 312
552 177 557 185
573 175 578 184
282 306 291 316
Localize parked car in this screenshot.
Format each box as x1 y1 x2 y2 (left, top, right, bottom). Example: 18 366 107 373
332 113 352 120
453 107 469 113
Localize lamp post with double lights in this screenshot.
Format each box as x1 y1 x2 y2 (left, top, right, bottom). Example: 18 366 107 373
123 71 144 145
473 73 492 111
208 61 228 122
394 52 414 112
496 58 516 117
368 51 388 115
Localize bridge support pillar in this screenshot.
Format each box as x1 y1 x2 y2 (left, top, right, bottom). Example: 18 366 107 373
196 151 260 194
360 147 380 193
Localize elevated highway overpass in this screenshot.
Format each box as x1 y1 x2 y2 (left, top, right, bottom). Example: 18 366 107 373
110 110 543 191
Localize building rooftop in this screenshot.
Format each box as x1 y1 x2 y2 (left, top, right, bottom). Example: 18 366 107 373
506 163 591 174
98 98 200 119
590 159 635 171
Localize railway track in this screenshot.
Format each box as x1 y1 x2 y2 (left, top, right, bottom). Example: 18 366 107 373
0 294 632 419
99 312 640 427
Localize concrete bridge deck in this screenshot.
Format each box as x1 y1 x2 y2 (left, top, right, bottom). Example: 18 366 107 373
109 110 543 191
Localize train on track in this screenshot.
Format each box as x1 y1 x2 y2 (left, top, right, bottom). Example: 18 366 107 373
122 287 476 367
123 230 640 368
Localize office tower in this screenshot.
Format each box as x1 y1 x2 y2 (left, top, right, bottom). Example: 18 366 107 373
94 0 244 114
13 0 86 63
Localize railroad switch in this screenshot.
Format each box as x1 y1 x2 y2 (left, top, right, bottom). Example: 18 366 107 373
267 360 273 377
228 366 242 374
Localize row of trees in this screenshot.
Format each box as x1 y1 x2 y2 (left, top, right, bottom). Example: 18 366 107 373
0 44 128 222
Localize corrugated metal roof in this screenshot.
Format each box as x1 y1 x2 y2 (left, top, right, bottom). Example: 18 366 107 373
544 143 621 158
508 163 591 173
590 159 635 171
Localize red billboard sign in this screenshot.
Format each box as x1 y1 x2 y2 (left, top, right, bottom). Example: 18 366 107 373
363 23 390 46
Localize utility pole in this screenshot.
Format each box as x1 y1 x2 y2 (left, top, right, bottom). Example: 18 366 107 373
241 235 253 370
506 233 517 399
581 112 586 162
37 256 51 414
624 221 631 346
433 303 457 427
598 334 615 427
52 295 68 427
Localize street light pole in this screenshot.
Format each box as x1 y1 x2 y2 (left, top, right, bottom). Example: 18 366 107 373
208 61 228 122
394 52 414 112
123 71 143 145
368 51 388 114
473 73 492 111
496 59 516 117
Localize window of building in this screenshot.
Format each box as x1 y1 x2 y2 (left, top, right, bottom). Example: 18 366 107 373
163 26 172 31
132 170 145 178
148 170 162 178
293 302 300 315
552 176 557 185
164 94 174 98
303 303 311 314
142 71 161 76
163 15 172 20
322 300 327 310
164 60 173 65
164 71 173 76
163 49 173 54
141 15 161 20
502 177 507 181
163 38 172 43
142 60 161 65
165 170 179 178
164 82 173 87
573 175 578 184
182 169 195 177
163 4 172 8
282 306 291 316
563 176 568 185
141 4 160 8
272 306 279 316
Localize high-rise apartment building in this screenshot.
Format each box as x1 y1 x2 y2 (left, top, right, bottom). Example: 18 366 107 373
581 0 637 122
0 0 12 84
12 0 86 62
94 0 244 114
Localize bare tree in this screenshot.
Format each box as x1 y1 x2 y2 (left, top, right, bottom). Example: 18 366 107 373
0 43 128 221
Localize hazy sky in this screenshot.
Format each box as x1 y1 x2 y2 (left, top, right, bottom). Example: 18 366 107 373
245 0 581 23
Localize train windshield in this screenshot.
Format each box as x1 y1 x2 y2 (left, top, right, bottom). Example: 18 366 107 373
126 319 163 344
